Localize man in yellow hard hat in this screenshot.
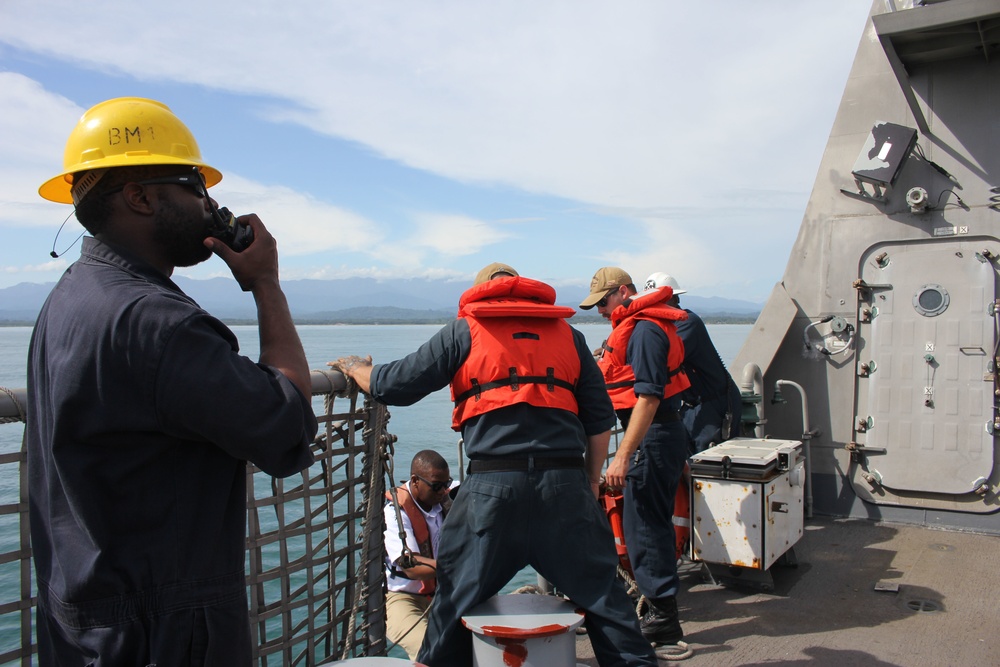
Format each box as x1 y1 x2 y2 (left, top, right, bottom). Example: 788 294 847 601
27 98 317 665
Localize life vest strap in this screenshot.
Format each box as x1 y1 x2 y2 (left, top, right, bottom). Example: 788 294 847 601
605 380 635 390
455 367 576 404
666 365 685 382
606 367 681 391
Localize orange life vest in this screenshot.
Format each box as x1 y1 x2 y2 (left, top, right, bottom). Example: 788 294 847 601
451 276 580 429
597 286 691 410
385 484 447 594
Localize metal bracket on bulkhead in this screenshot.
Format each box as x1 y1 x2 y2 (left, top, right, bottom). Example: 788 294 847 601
846 441 887 463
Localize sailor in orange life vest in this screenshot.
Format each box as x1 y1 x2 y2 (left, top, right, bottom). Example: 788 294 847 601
331 262 658 667
643 272 743 454
581 266 692 648
384 450 452 660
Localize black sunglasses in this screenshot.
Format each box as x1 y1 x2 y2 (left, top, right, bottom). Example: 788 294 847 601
413 474 452 493
596 288 618 308
101 169 207 198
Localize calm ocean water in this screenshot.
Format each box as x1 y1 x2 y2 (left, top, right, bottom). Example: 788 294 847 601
0 322 751 463
0 321 751 654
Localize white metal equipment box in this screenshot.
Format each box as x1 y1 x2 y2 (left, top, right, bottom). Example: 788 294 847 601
689 438 805 573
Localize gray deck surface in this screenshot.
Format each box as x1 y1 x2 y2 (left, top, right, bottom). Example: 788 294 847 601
572 516 998 666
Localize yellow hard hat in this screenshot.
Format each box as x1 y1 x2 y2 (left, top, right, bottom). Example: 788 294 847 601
39 97 223 204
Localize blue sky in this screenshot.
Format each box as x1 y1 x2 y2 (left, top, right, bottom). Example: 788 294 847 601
0 1 873 301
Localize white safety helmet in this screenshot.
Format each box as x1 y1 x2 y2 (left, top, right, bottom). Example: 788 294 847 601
643 272 686 295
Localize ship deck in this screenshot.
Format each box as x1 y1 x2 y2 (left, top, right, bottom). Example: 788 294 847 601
574 516 998 666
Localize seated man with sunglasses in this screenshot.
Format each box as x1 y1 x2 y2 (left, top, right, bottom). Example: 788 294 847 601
384 450 454 660
28 98 317 666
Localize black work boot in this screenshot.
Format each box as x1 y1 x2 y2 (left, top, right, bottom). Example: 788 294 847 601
640 596 683 645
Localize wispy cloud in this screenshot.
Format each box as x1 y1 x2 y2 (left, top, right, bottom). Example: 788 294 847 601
0 0 873 297
411 213 512 256
210 176 384 257
0 73 83 228
0 2 868 211
1 258 68 275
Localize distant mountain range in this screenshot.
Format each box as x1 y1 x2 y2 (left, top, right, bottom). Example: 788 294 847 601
0 278 762 324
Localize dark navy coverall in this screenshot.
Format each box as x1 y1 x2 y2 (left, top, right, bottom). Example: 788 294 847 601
675 309 743 453
27 238 317 666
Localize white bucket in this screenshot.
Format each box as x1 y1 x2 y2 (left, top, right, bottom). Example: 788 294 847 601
461 594 585 667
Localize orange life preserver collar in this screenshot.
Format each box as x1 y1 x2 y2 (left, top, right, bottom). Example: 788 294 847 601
458 275 576 320
598 286 691 409
451 276 580 428
609 285 681 329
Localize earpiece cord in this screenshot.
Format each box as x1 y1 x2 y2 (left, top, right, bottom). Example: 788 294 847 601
50 209 85 259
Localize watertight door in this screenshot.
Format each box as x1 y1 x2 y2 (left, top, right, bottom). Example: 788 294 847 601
854 238 997 495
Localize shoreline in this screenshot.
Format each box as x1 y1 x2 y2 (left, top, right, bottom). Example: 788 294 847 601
0 315 759 328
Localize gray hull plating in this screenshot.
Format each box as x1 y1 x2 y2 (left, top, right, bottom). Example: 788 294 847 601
734 0 1000 532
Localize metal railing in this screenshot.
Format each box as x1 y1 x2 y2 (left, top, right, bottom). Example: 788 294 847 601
0 370 391 665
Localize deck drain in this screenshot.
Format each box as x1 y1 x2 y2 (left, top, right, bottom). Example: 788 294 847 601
905 598 941 613
928 543 955 552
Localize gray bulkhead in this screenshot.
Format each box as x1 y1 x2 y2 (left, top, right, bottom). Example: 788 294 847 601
733 0 1000 531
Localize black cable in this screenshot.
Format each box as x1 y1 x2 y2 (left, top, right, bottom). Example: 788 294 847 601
49 209 85 258
935 189 968 210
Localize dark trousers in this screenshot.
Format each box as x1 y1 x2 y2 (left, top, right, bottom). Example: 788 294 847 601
417 467 657 667
36 595 252 667
622 421 689 602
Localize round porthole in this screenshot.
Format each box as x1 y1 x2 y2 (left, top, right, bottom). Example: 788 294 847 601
913 284 949 317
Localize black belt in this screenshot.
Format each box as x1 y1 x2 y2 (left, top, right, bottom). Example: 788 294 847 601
467 456 585 474
653 411 682 424
618 410 682 431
